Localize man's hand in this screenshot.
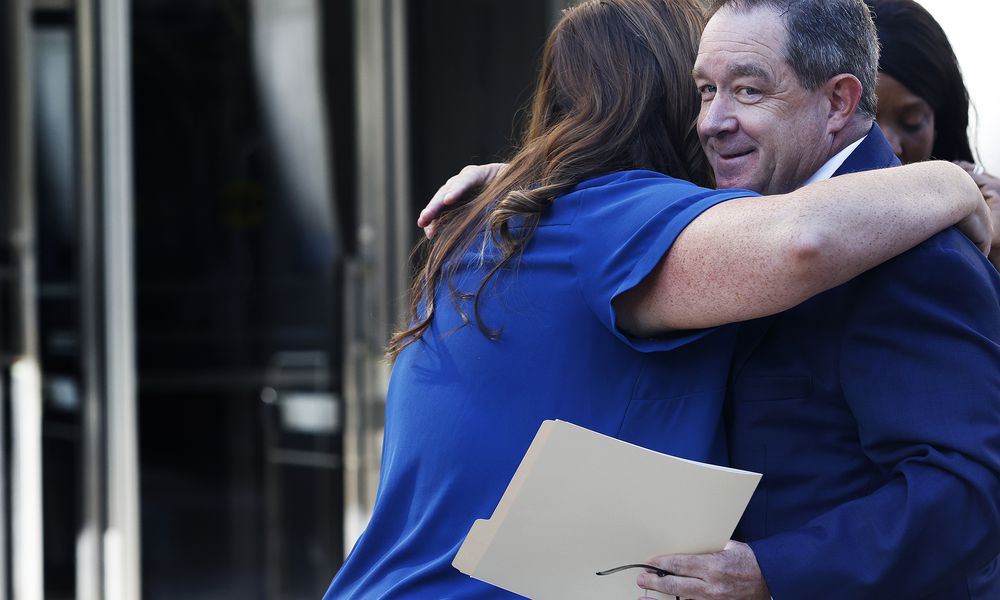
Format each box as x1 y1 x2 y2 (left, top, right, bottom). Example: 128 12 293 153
636 541 770 600
417 163 506 239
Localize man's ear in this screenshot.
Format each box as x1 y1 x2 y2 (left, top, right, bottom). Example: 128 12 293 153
824 73 863 133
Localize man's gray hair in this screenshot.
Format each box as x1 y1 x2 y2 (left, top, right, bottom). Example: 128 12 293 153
707 0 880 118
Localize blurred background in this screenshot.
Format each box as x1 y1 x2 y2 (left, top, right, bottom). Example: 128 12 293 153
0 1 997 599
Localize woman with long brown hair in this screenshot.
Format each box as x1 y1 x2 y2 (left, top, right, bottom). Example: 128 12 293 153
325 1 986 598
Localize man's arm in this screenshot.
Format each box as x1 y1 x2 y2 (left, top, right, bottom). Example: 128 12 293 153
638 233 1000 599
752 235 1000 598
614 160 988 333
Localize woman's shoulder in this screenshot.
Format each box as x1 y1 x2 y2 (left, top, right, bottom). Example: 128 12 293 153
559 169 734 222
568 169 734 205
572 169 696 192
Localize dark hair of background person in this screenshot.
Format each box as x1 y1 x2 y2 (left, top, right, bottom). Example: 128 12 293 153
387 0 710 359
865 0 975 162
706 0 880 119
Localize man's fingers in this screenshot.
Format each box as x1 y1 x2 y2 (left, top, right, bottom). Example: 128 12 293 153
417 175 464 227
417 186 450 228
417 163 507 238
639 542 767 600
446 164 496 202
648 553 711 578
636 572 705 598
416 165 494 229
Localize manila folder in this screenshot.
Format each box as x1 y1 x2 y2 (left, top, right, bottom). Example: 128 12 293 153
453 420 761 599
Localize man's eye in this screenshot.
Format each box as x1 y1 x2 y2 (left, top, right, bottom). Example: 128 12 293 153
698 85 717 99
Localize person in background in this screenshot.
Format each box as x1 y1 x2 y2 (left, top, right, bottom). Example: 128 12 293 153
324 1 989 598
867 0 1000 266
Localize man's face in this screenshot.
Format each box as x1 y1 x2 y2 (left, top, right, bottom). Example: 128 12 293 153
693 6 836 194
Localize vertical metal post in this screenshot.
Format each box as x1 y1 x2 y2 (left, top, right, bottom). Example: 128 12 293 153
388 0 411 307
1 0 14 595
98 0 141 598
343 0 410 553
76 0 105 597
9 0 44 598
9 360 42 600
0 375 5 600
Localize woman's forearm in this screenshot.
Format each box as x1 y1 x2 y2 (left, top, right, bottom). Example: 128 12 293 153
616 160 984 336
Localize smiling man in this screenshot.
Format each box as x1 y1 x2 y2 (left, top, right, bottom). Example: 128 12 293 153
692 6 870 195
637 1 1000 598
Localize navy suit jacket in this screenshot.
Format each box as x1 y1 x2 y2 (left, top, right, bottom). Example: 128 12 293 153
729 125 1000 598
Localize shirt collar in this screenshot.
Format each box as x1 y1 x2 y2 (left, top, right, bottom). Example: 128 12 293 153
801 135 867 186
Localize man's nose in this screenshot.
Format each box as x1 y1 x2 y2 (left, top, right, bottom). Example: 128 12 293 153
698 96 738 138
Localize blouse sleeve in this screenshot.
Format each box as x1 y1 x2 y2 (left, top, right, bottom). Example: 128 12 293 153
570 174 755 352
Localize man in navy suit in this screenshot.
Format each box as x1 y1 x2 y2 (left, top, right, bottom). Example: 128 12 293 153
638 0 1000 598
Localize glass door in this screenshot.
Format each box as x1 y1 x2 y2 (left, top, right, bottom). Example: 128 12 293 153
130 0 344 597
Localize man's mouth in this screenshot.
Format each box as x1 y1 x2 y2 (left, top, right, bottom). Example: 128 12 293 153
717 148 755 161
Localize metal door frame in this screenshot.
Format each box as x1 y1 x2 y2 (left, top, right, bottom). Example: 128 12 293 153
5 0 141 598
343 0 411 553
9 1 44 599
95 1 141 598
342 0 578 555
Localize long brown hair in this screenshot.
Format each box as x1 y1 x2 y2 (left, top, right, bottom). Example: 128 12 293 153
388 0 710 359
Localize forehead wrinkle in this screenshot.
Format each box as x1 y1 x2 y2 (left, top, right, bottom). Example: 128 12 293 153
702 32 783 54
697 26 786 59
694 47 783 81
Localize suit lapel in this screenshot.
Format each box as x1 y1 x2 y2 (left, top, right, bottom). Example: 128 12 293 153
833 123 902 176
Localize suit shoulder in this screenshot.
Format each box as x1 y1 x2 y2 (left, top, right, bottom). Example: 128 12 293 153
882 227 995 274
855 227 1000 303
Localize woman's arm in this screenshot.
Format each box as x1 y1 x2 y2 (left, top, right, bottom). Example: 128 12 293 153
615 160 989 336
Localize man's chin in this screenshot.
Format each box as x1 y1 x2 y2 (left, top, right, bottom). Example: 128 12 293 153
713 173 758 192
710 155 761 192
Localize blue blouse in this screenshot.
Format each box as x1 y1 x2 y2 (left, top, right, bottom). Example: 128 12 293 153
324 171 754 599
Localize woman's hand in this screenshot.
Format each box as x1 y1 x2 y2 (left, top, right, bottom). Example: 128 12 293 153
984 187 1000 269
955 161 1000 195
955 161 1000 267
955 190 993 256
955 160 1000 262
417 163 507 239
